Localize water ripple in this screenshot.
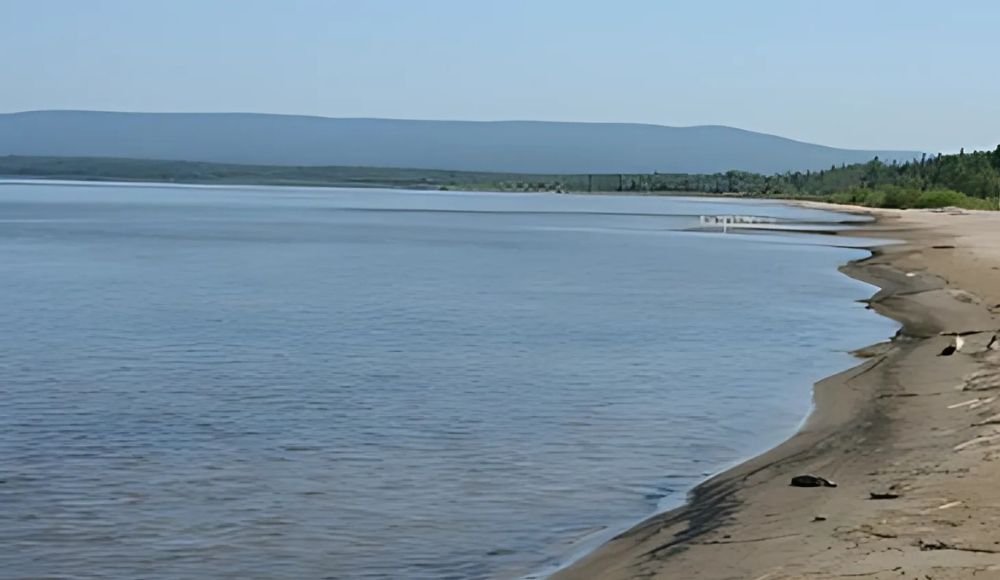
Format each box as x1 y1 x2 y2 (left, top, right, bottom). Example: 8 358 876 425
0 184 895 579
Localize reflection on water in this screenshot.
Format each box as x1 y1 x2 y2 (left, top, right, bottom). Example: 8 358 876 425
0 184 895 579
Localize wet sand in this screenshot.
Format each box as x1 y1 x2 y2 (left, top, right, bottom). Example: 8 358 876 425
554 206 1000 579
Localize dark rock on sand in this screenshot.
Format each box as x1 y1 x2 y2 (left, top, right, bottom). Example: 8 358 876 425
790 475 838 488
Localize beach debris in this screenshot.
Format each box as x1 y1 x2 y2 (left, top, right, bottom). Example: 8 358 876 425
939 335 964 356
856 526 898 539
969 396 998 410
932 245 956 249
954 433 1000 452
948 398 983 409
905 272 917 277
920 539 952 551
812 515 828 522
869 491 901 500
918 539 1000 554
928 207 967 215
973 413 1000 427
790 474 837 488
940 331 1000 355
937 501 962 510
961 370 1000 392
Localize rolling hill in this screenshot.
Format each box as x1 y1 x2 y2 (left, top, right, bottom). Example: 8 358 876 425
0 110 921 175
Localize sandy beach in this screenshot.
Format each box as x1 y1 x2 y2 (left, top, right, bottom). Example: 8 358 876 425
555 206 1000 579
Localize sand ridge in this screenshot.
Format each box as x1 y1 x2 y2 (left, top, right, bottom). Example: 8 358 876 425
554 207 1000 579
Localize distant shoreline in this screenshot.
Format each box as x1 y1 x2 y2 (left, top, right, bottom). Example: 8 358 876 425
6 151 996 213
0 154 778 197
554 207 1000 579
0 172 759 199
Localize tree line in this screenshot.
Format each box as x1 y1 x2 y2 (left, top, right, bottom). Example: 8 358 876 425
595 145 1000 209
4 147 1000 209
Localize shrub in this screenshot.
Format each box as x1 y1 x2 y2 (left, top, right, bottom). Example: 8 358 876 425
879 186 920 209
915 189 991 209
825 186 994 210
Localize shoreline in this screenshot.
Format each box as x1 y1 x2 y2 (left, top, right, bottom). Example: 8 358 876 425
554 206 1000 579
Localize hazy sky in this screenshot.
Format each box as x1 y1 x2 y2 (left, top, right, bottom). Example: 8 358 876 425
2 0 998 152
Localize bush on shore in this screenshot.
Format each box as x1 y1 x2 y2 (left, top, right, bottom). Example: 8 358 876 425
826 186 995 210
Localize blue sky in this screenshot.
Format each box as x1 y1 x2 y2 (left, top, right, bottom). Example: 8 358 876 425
2 0 998 152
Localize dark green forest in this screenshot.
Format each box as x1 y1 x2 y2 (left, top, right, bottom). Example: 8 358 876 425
632 146 1000 209
3 146 999 209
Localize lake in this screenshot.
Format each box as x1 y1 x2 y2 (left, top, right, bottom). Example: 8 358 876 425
0 183 897 579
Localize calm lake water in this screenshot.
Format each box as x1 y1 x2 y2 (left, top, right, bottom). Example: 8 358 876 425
0 183 896 579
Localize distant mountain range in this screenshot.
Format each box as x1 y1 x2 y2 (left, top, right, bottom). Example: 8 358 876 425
0 110 921 175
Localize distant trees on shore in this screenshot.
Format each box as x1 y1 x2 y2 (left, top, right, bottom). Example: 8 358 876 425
3 145 999 209
597 146 1000 209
